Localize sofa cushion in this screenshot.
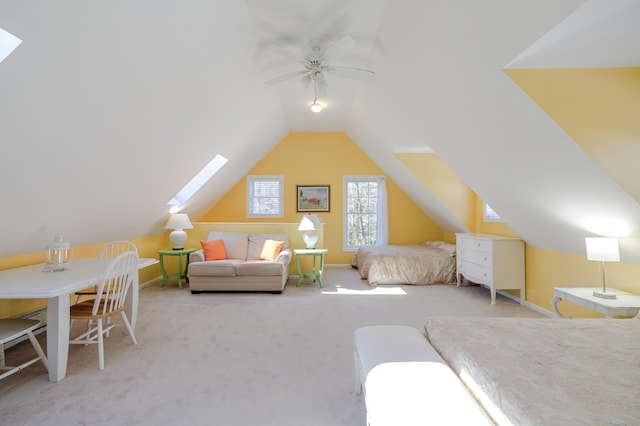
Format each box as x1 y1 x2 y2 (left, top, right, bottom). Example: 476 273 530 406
207 232 248 260
247 234 289 260
189 260 244 277
201 239 227 260
260 239 285 261
236 261 284 276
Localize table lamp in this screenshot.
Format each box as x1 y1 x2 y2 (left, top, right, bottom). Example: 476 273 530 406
585 237 619 299
165 213 193 250
298 214 322 249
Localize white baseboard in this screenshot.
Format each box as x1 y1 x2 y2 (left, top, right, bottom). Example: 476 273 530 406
494 289 554 317
140 276 163 289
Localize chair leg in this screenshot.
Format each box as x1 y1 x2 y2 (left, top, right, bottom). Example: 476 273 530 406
27 331 49 371
97 319 105 370
120 312 137 345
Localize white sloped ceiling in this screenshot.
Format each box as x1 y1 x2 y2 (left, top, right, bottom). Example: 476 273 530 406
2 0 640 263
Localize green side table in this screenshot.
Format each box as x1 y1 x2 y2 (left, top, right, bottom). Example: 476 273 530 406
157 248 196 289
295 249 328 288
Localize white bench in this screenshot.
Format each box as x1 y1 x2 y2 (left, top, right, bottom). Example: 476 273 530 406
354 325 492 426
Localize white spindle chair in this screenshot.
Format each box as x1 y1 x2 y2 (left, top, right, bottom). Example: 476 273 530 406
74 241 138 304
69 251 139 370
0 319 49 380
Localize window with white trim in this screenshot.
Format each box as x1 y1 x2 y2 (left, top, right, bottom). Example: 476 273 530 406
247 176 284 218
343 176 387 251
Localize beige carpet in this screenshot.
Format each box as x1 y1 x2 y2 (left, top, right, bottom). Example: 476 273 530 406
0 265 545 426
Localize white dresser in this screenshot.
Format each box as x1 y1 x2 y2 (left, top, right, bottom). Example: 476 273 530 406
455 233 525 304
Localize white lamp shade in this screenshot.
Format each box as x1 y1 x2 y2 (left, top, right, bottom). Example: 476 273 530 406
165 213 193 230
298 214 321 249
298 214 321 231
585 237 620 262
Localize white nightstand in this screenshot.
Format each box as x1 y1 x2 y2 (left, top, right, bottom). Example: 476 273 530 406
552 287 640 318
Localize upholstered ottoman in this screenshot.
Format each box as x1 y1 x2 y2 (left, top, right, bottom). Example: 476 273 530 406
353 325 491 426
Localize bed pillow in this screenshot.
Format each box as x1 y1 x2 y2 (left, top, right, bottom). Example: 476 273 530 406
422 240 457 256
201 239 227 260
260 239 285 261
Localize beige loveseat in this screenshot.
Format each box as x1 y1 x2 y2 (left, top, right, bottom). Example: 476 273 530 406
188 231 291 294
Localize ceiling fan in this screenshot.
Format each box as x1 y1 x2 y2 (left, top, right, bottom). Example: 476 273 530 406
264 34 375 101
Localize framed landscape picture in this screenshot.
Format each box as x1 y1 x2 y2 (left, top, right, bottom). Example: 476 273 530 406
297 185 330 212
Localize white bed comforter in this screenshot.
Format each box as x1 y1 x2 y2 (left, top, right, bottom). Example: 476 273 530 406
424 317 640 425
355 245 456 287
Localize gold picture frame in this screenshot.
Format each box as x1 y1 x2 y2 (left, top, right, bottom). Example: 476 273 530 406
297 185 330 212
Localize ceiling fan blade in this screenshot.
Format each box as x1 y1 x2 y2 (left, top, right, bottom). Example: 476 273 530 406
326 66 375 80
322 34 355 61
265 70 308 85
300 74 312 88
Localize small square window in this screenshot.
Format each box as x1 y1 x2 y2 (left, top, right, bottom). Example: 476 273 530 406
247 176 284 218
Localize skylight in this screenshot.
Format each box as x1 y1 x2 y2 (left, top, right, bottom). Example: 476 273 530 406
168 154 228 212
0 28 22 63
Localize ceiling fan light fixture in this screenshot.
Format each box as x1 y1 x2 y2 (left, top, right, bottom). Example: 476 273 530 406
310 101 322 113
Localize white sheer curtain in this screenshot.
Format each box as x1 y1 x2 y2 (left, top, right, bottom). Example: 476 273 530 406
375 177 389 246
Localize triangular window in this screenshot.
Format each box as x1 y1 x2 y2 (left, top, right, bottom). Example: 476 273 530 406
0 28 22 63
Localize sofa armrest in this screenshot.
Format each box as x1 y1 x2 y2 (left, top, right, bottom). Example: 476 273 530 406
190 250 205 263
276 249 291 266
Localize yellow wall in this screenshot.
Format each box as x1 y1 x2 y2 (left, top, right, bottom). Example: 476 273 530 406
201 132 444 263
526 246 640 317
0 235 164 318
395 152 475 231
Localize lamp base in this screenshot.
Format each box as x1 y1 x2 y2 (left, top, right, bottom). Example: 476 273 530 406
593 290 617 299
169 229 188 250
302 231 318 249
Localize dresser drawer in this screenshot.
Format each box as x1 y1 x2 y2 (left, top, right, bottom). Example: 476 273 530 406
459 237 491 253
461 261 492 285
458 247 491 266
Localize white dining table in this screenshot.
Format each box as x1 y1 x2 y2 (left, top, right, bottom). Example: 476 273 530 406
0 257 157 382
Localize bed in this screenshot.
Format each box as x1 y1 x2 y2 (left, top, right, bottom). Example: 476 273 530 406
423 316 640 425
352 241 456 286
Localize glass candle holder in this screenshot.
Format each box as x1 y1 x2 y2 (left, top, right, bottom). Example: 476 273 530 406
44 236 71 272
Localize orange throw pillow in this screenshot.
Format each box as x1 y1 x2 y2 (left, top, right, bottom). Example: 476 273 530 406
201 239 227 260
260 239 285 261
